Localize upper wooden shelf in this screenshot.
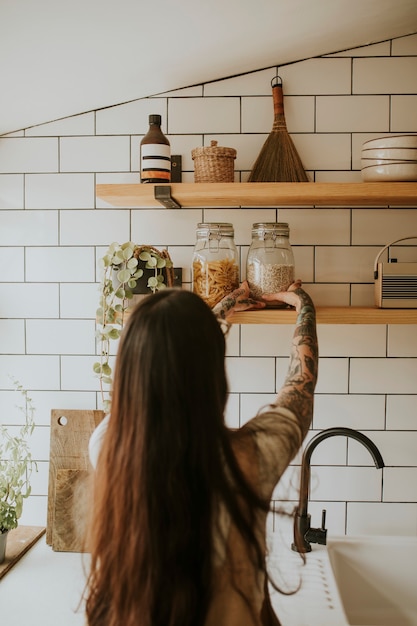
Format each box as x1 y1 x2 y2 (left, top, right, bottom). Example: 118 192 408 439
96 182 417 208
230 307 417 324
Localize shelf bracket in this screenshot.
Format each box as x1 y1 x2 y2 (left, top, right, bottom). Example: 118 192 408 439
154 185 181 209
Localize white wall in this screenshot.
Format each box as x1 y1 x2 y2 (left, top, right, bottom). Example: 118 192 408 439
1 33 417 537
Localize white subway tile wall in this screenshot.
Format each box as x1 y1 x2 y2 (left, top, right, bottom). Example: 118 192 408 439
25 173 95 209
0 210 58 246
316 96 390 133
0 174 24 208
0 138 58 173
0 34 416 536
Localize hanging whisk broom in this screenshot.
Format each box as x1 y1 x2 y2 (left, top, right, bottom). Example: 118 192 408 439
248 75 308 182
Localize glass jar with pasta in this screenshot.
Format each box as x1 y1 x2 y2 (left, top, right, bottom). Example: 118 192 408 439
192 222 239 308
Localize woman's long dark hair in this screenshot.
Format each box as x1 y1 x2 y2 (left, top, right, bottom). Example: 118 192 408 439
86 289 270 626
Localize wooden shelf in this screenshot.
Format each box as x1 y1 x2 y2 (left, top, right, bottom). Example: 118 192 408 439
96 182 417 208
229 307 417 324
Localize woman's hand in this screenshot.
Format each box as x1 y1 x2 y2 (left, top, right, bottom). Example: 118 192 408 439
262 279 304 312
213 279 308 319
213 280 266 319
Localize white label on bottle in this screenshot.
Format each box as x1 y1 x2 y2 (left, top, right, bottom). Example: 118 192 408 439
141 144 171 159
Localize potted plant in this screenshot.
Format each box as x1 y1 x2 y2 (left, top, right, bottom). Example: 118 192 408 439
94 241 175 410
0 382 37 563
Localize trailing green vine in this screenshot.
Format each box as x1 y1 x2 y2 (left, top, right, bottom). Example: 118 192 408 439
94 241 174 410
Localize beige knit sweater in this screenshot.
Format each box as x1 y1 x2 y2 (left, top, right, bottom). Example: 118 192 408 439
205 408 304 626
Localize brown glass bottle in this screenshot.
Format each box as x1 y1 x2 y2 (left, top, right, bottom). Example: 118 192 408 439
140 114 171 183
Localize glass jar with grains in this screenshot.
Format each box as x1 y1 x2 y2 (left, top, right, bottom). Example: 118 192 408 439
192 222 239 308
246 222 295 301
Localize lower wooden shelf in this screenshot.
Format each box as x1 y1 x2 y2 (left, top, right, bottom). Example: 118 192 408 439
109 305 417 325
229 307 417 324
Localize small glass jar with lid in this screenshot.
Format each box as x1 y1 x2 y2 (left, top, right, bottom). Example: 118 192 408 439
246 222 295 299
192 222 239 308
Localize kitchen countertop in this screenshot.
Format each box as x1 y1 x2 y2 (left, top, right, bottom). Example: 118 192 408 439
268 536 349 626
0 537 87 626
0 534 349 626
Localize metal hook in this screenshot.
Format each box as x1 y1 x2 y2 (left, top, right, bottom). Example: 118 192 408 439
271 75 283 87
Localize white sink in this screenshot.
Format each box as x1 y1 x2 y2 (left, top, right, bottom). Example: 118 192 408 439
327 535 417 626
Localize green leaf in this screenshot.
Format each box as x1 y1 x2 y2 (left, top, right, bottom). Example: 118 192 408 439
146 257 157 268
117 269 132 284
102 363 112 376
106 309 116 323
101 254 113 268
156 257 166 268
147 276 158 288
113 251 125 264
127 257 138 269
139 250 151 262
122 247 134 260
15 498 23 519
93 362 102 374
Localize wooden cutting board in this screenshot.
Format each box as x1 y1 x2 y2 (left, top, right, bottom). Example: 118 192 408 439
0 526 45 580
47 409 104 550
52 468 91 552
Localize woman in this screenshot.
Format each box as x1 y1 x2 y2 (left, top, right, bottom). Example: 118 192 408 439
86 280 318 626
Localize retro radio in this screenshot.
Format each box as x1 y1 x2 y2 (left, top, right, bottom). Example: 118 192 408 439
374 236 417 308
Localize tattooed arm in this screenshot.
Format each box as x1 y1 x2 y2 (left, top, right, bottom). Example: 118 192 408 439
213 279 317 434
263 281 318 436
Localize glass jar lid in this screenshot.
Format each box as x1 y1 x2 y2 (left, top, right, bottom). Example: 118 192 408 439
251 222 289 238
196 222 235 238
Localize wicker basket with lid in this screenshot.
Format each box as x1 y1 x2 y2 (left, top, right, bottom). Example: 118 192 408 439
192 140 237 182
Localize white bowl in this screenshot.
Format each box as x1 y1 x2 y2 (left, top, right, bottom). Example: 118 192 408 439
362 134 417 150
361 162 417 181
361 147 417 161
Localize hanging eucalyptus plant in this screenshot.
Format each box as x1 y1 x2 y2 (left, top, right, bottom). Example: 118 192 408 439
94 241 174 410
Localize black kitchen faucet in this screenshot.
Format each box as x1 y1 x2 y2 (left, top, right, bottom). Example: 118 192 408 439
292 427 385 553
